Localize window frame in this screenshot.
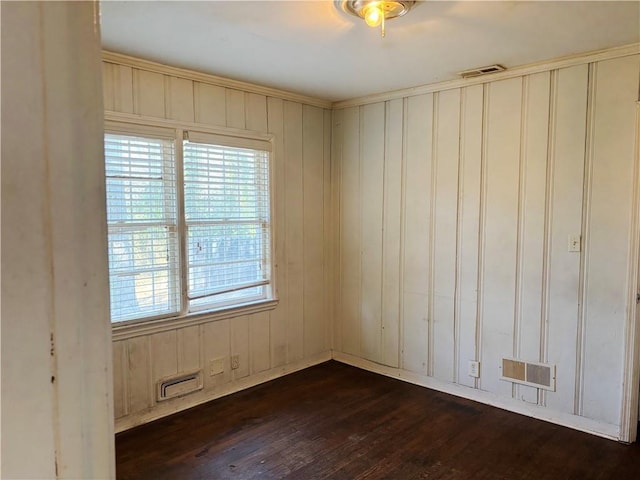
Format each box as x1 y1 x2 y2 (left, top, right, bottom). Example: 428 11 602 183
105 113 278 341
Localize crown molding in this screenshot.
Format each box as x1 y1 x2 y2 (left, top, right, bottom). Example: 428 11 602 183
104 43 638 112
102 50 333 110
332 43 640 109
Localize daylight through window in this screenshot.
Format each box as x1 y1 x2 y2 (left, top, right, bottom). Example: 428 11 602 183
104 124 273 324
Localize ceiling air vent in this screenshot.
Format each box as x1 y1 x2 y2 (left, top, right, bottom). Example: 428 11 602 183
458 64 506 79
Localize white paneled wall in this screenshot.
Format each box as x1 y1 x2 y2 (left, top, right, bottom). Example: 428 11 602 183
333 54 640 437
103 57 332 431
104 48 639 440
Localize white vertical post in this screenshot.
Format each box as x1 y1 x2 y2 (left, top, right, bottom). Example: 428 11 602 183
1 1 115 478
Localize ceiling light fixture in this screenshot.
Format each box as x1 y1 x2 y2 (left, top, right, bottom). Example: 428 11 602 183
338 1 415 38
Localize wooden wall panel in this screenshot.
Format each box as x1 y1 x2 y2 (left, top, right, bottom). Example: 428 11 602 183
303 105 327 357
340 106 361 356
360 102 385 363
544 65 588 414
267 97 289 368
134 69 165 118
166 76 194 122
457 84 483 388
332 109 345 354
323 109 334 356
231 316 250 379
402 94 433 374
283 101 305 363
249 312 271 374
150 330 178 384
381 98 404 368
432 88 461 382
112 340 127 419
113 64 134 114
246 93 268 132
480 77 522 396
515 71 551 403
178 325 200 374
581 55 640 425
194 82 226 127
127 336 152 413
102 62 115 111
202 320 231 390
226 89 246 129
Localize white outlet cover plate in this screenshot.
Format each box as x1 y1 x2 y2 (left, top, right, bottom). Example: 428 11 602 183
468 361 480 378
209 358 224 376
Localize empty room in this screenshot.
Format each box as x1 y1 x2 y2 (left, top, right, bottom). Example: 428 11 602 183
2 1 640 479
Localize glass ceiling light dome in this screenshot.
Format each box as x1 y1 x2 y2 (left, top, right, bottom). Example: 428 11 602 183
337 1 416 37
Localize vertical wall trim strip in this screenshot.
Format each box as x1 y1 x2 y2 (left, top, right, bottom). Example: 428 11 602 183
428 92 439 377
575 62 597 416
301 107 306 357
132 68 140 115
335 110 343 354
283 102 290 364
358 106 364 356
324 109 332 354
399 98 409 370
540 69 558 407
164 76 171 120
513 75 529 399
381 101 389 360
475 83 490 390
453 88 465 384
122 340 130 416
146 335 153 407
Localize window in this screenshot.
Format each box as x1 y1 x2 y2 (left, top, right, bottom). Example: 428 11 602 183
104 122 273 325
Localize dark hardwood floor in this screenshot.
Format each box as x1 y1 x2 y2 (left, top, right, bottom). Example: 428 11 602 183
116 361 640 479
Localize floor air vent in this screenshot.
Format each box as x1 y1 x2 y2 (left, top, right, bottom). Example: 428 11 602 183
157 371 203 401
458 64 506 78
501 358 555 391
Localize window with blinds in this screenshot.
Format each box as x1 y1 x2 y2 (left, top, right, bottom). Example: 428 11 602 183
104 124 273 324
183 137 271 311
104 132 180 322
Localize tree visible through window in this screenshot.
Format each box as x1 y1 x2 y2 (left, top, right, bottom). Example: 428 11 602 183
104 125 272 324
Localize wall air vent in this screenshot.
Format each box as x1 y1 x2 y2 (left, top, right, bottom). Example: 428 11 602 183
457 64 506 79
157 371 203 401
500 358 555 391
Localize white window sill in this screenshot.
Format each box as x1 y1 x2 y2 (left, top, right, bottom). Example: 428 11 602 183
111 298 279 341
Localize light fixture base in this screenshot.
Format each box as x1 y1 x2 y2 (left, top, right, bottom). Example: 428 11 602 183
338 1 415 22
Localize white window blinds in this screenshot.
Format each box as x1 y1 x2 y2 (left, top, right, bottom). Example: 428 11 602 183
183 138 271 311
104 123 274 324
104 132 180 322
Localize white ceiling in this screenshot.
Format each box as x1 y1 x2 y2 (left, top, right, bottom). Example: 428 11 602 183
100 1 640 102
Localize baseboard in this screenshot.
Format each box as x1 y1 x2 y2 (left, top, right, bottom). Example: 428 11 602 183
332 351 621 441
115 351 332 433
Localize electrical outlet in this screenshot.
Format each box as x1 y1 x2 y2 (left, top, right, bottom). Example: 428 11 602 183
209 358 224 376
468 360 480 378
231 354 240 370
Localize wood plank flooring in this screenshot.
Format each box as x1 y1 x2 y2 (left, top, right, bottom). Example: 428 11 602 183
116 361 640 479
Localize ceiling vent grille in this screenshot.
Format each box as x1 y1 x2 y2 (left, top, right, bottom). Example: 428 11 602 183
458 64 506 79
500 358 555 391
